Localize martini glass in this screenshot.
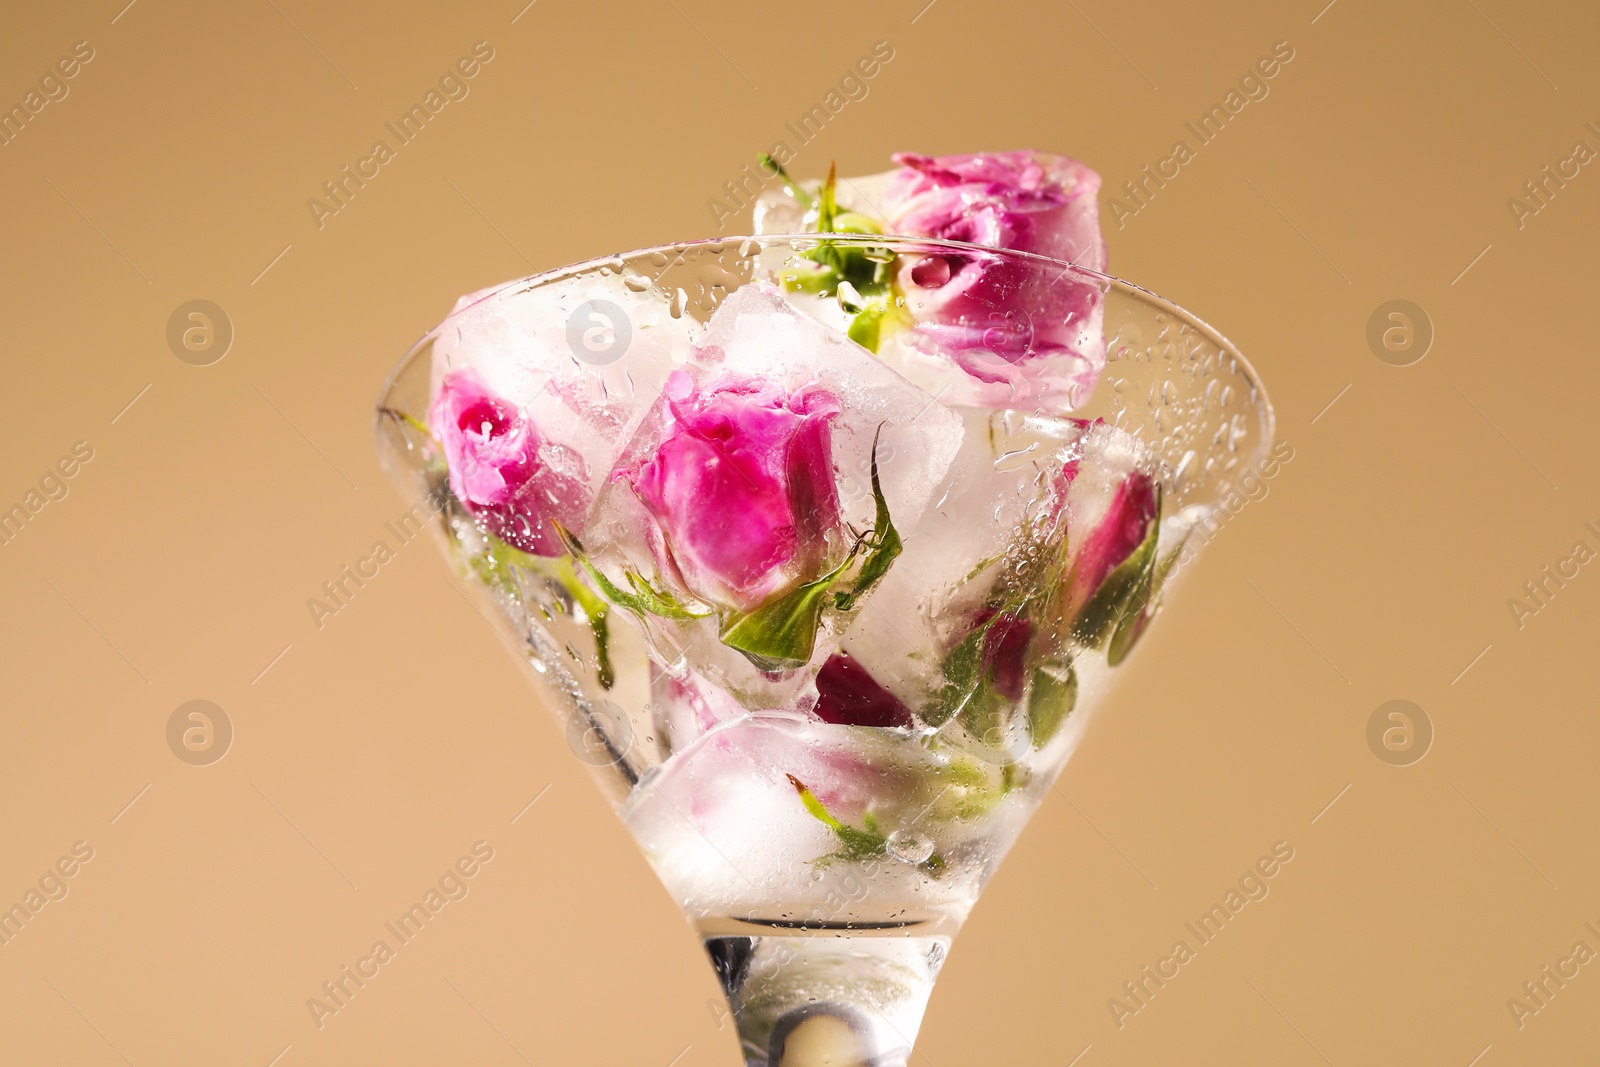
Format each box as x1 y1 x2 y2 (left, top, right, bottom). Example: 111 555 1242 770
376 235 1272 1066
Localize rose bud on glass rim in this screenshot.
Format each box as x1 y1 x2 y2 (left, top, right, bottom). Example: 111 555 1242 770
430 368 589 556
885 150 1108 407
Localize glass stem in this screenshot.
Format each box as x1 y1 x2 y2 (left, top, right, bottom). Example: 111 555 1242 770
706 932 948 1067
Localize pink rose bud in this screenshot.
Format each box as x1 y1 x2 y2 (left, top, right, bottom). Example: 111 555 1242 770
430 369 588 556
883 150 1108 403
972 609 1034 703
1061 469 1160 643
885 150 1106 270
617 369 844 613
813 652 915 730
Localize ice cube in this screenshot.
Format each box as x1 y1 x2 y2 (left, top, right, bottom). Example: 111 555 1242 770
623 712 993 922
752 156 1110 416
690 284 963 532
833 408 1094 713
652 666 747 757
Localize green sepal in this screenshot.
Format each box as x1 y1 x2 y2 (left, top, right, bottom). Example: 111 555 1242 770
787 774 944 874
759 153 814 210
1106 541 1183 666
845 295 907 353
815 161 840 233
553 521 712 622
833 210 882 235
1067 485 1162 648
779 161 897 306
1027 660 1077 748
833 429 901 612
788 773 885 862
718 568 844 672
777 258 836 294
960 681 1014 751
719 432 901 672
551 555 615 689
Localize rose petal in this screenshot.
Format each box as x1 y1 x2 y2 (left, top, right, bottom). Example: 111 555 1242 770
814 652 916 730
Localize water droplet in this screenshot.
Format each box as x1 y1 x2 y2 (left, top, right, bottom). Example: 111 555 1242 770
622 271 650 292
886 829 935 865
836 279 864 313
910 256 951 288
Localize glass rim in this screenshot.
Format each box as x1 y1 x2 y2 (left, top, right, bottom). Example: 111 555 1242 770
378 232 1273 451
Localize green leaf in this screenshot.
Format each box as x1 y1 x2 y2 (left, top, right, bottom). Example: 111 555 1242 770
1027 660 1077 747
834 429 901 612
553 521 712 622
924 615 997 729
1068 485 1163 648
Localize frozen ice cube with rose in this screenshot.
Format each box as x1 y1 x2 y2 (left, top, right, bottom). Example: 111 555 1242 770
754 149 1111 415
574 283 964 706
426 272 697 552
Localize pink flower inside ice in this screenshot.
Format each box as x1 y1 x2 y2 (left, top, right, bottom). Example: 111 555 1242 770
617 369 844 613
882 150 1108 397
884 150 1106 268
1061 469 1159 627
973 609 1034 703
430 368 588 556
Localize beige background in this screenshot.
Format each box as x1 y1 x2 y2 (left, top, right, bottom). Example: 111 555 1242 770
2 0 1597 1063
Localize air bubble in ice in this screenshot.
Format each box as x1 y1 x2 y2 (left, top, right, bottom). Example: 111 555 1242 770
993 442 1039 472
